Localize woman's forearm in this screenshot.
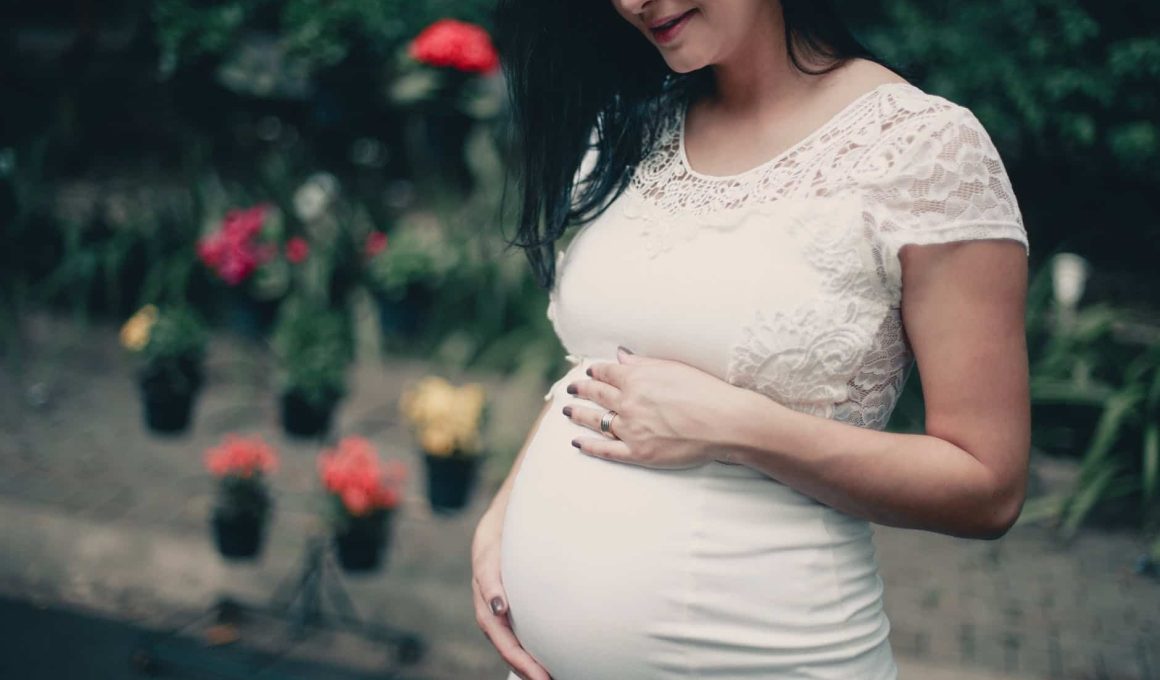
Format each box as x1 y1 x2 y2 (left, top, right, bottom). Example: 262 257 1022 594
712 389 1024 539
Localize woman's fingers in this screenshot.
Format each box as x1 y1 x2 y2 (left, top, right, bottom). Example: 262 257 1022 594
568 377 622 412
472 576 552 680
565 403 627 440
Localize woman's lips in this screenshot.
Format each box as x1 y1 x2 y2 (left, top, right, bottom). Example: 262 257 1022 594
649 9 695 45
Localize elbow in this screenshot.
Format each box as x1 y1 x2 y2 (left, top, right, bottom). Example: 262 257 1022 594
969 478 1027 541
975 501 1021 540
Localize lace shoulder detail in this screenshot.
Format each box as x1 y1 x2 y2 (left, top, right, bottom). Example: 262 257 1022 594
858 103 1029 299
627 82 955 217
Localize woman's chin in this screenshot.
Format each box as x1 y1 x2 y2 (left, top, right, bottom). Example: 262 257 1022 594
663 55 710 74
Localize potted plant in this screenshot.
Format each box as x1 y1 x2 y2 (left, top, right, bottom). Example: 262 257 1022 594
399 376 489 514
363 216 455 344
196 202 289 338
120 303 209 434
272 296 355 438
389 18 502 195
204 433 279 560
317 436 408 572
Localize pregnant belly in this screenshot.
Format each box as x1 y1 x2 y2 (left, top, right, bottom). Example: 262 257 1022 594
499 391 896 680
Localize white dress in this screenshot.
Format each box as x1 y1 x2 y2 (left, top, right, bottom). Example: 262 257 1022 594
499 81 1029 679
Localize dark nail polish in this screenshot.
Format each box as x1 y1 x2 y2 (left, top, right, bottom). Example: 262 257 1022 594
586 367 593 376
490 597 505 615
566 383 578 395
571 439 581 448
618 345 634 355
562 405 572 416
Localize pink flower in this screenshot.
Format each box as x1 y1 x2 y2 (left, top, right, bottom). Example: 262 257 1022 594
197 203 276 286
217 245 258 286
285 237 310 264
365 231 388 258
196 234 223 268
222 204 269 241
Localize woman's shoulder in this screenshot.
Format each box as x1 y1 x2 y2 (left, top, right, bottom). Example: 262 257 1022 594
867 83 979 145
849 75 1007 178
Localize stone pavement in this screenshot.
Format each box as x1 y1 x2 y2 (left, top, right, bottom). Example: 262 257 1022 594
0 310 1157 680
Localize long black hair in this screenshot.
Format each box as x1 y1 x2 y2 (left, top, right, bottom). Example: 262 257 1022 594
492 0 902 291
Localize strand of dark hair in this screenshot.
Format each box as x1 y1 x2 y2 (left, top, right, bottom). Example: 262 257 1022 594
491 0 906 292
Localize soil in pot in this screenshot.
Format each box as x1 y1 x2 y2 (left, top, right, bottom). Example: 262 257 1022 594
424 453 480 514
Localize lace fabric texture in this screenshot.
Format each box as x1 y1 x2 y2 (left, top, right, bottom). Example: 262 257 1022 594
546 82 1029 430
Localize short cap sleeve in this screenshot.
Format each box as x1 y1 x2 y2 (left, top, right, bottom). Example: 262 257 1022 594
862 105 1029 298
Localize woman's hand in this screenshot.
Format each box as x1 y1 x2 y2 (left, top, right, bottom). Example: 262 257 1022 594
471 505 552 680
564 346 762 469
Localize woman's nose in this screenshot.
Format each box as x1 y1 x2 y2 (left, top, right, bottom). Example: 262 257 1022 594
613 0 652 20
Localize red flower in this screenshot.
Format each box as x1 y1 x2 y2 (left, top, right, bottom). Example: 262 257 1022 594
205 434 279 479
285 236 310 264
317 436 407 516
408 19 500 74
364 231 388 258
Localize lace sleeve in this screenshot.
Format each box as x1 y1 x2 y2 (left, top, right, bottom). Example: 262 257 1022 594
862 105 1029 299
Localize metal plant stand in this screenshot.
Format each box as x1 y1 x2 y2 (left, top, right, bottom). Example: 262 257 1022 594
132 534 425 679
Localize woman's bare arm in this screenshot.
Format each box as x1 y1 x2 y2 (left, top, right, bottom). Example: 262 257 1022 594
716 239 1031 539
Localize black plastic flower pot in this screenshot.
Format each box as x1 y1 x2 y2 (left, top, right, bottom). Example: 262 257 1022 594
333 511 393 573
373 284 435 343
211 511 268 560
423 453 480 514
142 388 196 433
138 360 203 434
225 293 282 340
279 390 337 439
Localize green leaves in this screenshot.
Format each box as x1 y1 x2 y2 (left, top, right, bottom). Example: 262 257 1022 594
144 305 210 365
1021 255 1160 543
855 0 1160 181
271 295 355 405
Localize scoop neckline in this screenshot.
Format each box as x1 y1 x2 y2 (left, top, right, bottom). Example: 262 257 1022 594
676 81 916 181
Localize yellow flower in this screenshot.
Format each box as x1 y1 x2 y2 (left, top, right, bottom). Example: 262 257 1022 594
420 426 457 456
120 304 159 351
401 375 488 456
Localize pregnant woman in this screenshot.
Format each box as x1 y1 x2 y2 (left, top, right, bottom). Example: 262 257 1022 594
473 1 1031 678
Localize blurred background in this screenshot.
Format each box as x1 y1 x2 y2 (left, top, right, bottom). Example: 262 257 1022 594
1 1 1158 678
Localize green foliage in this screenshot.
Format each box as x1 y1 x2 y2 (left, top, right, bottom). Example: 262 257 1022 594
855 0 1160 181
365 217 457 301
1018 261 1160 538
271 295 355 406
153 0 497 77
215 474 273 520
127 304 209 396
153 0 253 75
143 305 209 365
